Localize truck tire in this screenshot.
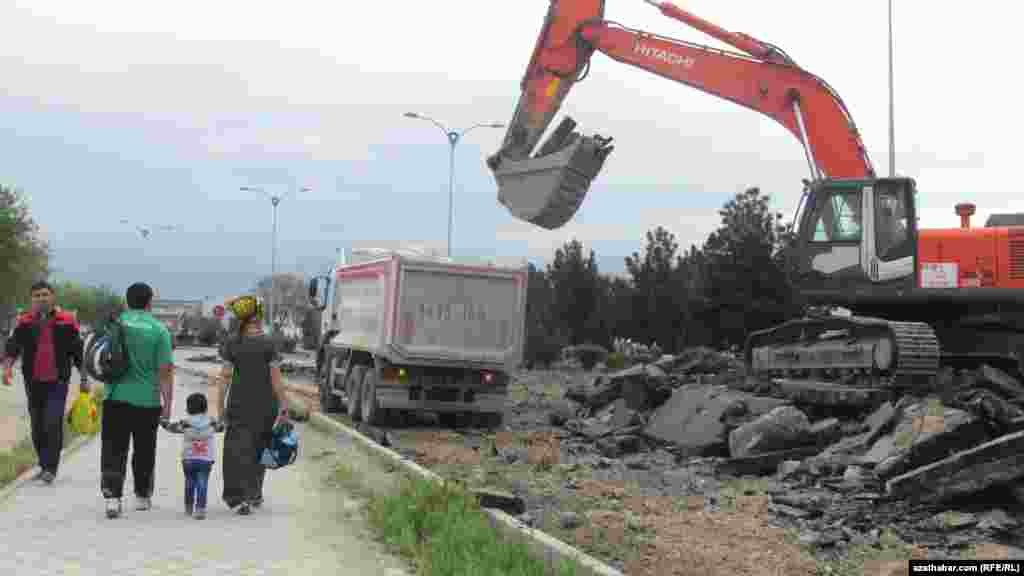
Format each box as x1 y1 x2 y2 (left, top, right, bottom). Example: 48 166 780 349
319 374 342 413
346 365 366 420
360 369 381 426
318 353 343 413
483 412 504 430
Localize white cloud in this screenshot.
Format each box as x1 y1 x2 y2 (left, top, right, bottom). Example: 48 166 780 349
4 0 1021 292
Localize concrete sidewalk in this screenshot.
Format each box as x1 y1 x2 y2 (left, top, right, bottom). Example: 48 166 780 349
0 371 411 576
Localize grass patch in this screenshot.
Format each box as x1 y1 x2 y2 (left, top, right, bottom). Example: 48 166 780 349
0 392 104 488
892 427 915 450
924 397 945 417
717 477 771 511
0 435 39 487
365 475 582 576
325 461 371 497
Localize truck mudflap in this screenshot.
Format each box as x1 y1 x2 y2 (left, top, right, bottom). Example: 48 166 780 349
375 386 507 414
488 117 613 230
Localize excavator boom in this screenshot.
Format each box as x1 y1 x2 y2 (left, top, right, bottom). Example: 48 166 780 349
488 0 874 229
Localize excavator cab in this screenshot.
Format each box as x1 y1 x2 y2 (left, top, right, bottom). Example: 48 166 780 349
792 177 918 306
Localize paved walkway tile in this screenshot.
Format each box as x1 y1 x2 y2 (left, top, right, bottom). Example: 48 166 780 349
0 372 411 576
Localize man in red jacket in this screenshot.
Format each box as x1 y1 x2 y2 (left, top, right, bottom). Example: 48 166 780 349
2 281 88 485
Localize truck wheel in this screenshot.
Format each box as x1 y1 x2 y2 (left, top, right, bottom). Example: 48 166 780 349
346 365 366 420
482 412 504 430
316 349 326 379
319 354 343 413
438 412 459 429
360 369 381 426
319 377 342 413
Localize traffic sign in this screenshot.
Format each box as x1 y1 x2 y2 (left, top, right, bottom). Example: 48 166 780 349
213 305 225 319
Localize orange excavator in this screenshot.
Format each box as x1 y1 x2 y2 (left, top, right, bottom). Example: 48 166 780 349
486 0 1024 383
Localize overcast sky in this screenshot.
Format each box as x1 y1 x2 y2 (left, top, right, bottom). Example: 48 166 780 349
1 1 1018 299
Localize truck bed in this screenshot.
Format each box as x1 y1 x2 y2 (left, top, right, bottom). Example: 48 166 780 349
328 255 527 370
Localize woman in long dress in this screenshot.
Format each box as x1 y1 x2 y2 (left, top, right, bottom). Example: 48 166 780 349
214 296 289 515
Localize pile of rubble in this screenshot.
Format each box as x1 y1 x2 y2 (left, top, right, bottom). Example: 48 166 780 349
558 347 1024 506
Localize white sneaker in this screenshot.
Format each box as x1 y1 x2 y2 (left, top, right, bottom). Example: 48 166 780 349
135 497 152 511
105 498 122 519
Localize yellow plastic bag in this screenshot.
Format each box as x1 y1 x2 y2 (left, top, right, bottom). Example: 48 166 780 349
68 391 100 435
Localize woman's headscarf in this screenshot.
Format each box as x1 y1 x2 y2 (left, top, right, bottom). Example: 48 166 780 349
225 295 264 335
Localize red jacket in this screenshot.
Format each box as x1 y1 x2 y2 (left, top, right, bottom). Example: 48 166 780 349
4 309 84 383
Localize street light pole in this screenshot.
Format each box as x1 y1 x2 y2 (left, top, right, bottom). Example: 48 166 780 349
888 0 896 177
240 185 311 337
447 132 456 257
404 112 504 258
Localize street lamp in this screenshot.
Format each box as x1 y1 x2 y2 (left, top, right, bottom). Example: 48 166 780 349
403 112 504 257
887 0 896 177
240 185 312 336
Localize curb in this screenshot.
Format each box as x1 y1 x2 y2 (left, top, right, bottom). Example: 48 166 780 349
0 431 98 504
298 399 626 576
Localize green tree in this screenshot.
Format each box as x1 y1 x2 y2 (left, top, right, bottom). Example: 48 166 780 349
546 239 601 346
676 244 712 347
53 281 124 327
523 263 562 367
590 274 634 349
626 226 687 352
0 184 50 314
702 187 797 347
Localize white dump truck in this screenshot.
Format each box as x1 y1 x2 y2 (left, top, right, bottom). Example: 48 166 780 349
307 248 528 427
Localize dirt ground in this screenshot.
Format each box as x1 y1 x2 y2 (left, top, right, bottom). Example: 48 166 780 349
192 354 1024 575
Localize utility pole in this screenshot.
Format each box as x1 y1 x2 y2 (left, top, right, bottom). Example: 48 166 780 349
403 112 504 257
240 185 311 336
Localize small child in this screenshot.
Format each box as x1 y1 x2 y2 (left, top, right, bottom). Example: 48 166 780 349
162 393 225 519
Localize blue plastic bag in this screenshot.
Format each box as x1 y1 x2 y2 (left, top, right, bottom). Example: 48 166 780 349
259 422 299 470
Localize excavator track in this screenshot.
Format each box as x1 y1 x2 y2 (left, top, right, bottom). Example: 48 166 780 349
745 315 941 385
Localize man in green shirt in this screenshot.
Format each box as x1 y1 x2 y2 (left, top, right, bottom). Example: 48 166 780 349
100 282 175 519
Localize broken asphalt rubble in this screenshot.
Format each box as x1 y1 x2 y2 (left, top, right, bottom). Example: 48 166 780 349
557 346 1024 547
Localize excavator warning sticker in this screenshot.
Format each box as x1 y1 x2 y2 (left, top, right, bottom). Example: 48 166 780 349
920 263 958 288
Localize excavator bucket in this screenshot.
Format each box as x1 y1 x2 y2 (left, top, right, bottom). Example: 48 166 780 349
490 117 613 230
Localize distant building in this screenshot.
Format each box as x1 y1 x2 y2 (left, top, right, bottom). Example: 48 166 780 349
150 299 203 333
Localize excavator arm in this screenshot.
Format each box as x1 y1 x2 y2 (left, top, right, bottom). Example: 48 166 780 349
488 0 875 229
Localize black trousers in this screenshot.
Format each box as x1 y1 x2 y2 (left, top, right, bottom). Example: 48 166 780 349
25 379 69 475
100 400 161 499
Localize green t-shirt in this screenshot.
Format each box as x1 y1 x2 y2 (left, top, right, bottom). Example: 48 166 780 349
106 309 173 408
